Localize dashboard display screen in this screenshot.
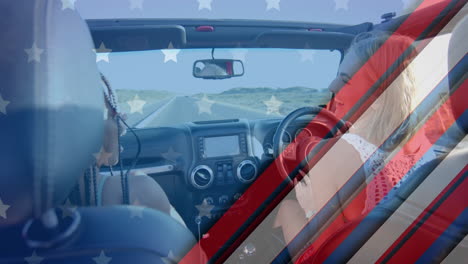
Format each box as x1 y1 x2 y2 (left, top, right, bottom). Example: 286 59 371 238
204 135 240 158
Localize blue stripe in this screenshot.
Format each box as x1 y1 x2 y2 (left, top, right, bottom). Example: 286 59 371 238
272 35 468 264
416 208 468 264
380 171 468 263
323 54 468 264
327 119 464 263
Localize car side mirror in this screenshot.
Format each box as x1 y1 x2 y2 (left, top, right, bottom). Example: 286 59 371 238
193 59 244 79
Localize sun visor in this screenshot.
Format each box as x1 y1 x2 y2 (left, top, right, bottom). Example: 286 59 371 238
90 25 187 52
255 31 355 50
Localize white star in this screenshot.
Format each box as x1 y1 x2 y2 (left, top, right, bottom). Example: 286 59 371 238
266 0 281 11
129 0 144 10
198 0 213 11
61 199 77 219
161 42 180 63
263 95 283 115
61 0 77 10
0 93 10 115
402 0 414 10
161 147 182 163
0 197 10 219
334 0 350 10
129 199 144 219
195 199 214 219
24 42 44 63
24 251 44 264
230 49 248 62
93 251 111 264
127 95 146 114
161 258 173 264
298 49 316 62
162 250 181 264
196 94 214 115
93 42 112 63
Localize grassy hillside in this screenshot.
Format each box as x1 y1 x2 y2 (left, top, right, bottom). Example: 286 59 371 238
115 89 173 105
194 87 331 116
114 89 174 125
114 87 331 126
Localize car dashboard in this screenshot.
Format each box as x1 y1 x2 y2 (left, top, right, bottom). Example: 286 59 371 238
115 118 325 236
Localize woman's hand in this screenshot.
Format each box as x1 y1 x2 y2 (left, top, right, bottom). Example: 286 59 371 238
294 171 316 218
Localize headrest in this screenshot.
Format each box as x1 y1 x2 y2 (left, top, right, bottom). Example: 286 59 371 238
448 15 468 133
0 0 103 225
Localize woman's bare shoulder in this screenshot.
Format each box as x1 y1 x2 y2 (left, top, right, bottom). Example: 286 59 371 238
103 173 171 213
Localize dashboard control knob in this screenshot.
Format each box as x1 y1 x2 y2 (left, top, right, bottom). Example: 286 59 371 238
190 165 214 189
237 160 257 183
204 197 214 205
219 195 229 206
234 193 242 201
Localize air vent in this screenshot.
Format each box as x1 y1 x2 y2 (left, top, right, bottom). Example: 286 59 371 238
237 160 257 183
193 119 239 125
190 165 214 189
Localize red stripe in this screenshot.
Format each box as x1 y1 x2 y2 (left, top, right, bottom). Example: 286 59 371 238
180 1 457 263
382 165 468 264
397 0 464 39
294 66 468 264
293 1 467 260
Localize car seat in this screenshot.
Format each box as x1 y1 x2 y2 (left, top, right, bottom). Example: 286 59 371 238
295 12 467 264
0 1 197 263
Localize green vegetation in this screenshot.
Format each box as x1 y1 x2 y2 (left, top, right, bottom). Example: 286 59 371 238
115 87 331 126
115 89 173 105
115 89 174 126
193 87 331 116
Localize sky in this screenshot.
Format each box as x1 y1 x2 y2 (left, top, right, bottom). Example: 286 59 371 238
96 48 341 95
76 0 418 25
73 0 421 95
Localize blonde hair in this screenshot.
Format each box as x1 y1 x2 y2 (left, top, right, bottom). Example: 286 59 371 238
349 32 418 150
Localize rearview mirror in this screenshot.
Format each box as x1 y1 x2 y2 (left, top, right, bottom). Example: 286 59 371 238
193 59 244 79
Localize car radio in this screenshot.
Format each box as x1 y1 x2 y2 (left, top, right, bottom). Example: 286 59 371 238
189 132 258 190
198 133 248 159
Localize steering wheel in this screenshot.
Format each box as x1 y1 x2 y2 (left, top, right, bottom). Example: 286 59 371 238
273 107 349 182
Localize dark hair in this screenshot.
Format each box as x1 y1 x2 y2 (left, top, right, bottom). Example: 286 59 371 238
101 73 119 114
68 74 128 207
100 73 130 205
101 73 126 135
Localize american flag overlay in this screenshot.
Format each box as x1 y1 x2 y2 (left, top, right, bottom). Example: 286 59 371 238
0 0 466 263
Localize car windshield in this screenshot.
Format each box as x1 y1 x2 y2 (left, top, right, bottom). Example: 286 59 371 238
98 48 341 127
78 0 416 25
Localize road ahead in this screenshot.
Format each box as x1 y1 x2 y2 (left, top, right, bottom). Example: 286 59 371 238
133 95 277 128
